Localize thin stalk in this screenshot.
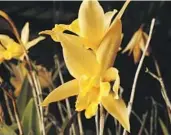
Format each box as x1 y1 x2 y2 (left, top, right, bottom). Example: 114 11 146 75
146 65 171 123
77 113 84 135
122 18 156 135
138 112 148 135
3 89 15 124
3 89 23 135
56 59 76 135
132 111 149 135
153 58 171 123
95 112 99 135
99 105 105 135
53 55 67 123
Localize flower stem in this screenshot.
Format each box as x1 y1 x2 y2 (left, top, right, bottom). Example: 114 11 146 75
99 105 105 135
122 18 156 135
57 58 77 135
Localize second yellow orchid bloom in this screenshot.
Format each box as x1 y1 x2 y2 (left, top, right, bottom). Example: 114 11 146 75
0 21 45 63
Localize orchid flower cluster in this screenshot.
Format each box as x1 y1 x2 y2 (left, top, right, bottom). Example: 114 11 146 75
41 0 132 131
0 0 152 134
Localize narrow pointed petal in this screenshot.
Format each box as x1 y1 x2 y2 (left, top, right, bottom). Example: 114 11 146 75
39 30 59 42
25 36 45 50
42 79 79 106
114 0 130 20
97 19 122 72
58 33 100 79
133 43 141 64
79 0 105 47
122 29 142 55
101 93 130 132
21 22 29 44
141 32 150 56
104 9 118 32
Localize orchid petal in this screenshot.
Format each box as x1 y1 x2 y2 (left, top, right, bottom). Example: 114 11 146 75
100 81 111 97
103 67 118 82
122 28 142 55
113 74 120 99
58 33 100 79
85 102 98 119
21 22 29 44
79 0 105 48
75 92 89 112
104 9 118 32
102 93 130 132
97 19 122 72
25 36 45 50
41 79 79 106
69 19 80 35
102 67 120 99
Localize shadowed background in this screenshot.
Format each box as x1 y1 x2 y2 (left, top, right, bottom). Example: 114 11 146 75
0 1 171 135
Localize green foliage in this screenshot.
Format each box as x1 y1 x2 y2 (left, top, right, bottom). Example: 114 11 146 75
0 124 17 135
159 118 169 135
16 77 32 118
22 98 40 135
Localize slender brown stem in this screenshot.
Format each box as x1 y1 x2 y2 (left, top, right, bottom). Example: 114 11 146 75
138 112 148 135
122 18 156 135
95 112 99 135
146 59 171 123
56 58 76 135
99 105 105 135
77 113 84 135
3 89 23 135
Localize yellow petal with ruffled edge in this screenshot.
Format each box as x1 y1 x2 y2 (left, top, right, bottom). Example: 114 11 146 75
113 74 120 99
100 81 110 97
101 93 130 132
58 33 100 79
21 22 29 44
42 79 79 106
97 19 122 72
102 67 120 99
85 102 98 119
75 92 89 112
78 0 105 49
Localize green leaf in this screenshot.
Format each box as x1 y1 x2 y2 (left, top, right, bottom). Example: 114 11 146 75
22 98 40 135
16 77 32 118
159 118 169 135
0 123 17 135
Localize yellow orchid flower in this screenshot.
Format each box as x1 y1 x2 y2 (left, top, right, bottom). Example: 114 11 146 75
122 26 150 64
41 0 130 131
0 22 45 62
40 0 129 51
